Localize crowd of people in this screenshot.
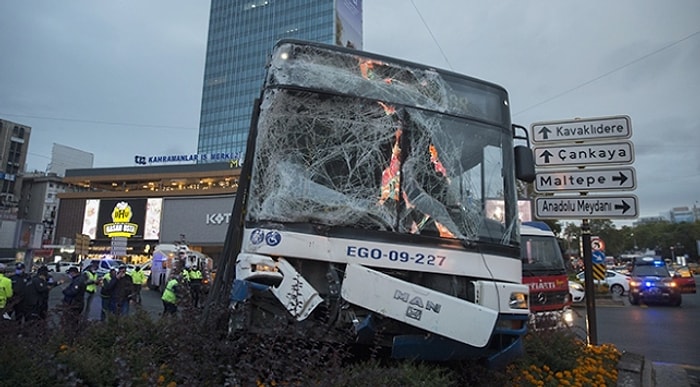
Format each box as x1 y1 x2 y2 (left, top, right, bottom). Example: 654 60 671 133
0 259 204 324
0 261 152 325
0 262 55 322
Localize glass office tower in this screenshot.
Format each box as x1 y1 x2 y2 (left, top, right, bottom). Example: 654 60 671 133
197 0 363 163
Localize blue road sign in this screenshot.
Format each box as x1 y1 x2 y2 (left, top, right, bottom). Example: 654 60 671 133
592 250 606 264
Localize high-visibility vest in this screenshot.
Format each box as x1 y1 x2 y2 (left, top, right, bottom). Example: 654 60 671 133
85 270 97 293
161 279 178 304
189 270 203 280
131 270 145 285
0 274 12 309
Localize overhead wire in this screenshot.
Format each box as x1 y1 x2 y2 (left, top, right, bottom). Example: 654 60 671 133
513 29 700 117
410 0 699 118
409 0 453 70
4 10 699 143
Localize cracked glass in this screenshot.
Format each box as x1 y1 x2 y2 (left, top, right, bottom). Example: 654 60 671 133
245 41 519 246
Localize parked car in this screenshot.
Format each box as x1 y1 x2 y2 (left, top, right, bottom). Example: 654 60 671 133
576 270 630 296
0 257 17 274
80 258 126 277
569 280 585 303
628 256 682 306
50 261 81 274
670 266 697 294
139 260 151 279
687 262 698 275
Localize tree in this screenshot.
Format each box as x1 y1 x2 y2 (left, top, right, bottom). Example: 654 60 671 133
562 222 581 257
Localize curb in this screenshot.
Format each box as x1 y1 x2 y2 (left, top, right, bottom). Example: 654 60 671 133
617 352 645 386
652 362 691 387
616 352 691 386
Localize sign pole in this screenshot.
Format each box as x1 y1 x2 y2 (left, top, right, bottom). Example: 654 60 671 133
582 218 598 346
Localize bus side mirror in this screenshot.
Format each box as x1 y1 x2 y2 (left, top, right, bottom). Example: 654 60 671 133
514 145 536 183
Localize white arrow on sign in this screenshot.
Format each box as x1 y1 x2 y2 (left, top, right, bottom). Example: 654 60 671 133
534 141 634 167
534 195 639 219
534 166 637 193
531 115 632 144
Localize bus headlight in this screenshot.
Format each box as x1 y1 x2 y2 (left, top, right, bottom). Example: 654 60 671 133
509 292 528 309
563 308 574 326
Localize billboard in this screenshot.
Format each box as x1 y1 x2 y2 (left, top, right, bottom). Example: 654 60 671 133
81 198 163 241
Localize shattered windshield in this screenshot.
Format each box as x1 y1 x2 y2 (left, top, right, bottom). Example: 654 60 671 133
246 41 518 246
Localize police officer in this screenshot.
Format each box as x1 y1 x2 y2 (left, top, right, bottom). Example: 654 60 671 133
130 265 145 304
62 266 87 325
83 261 99 318
10 262 32 322
0 263 13 320
35 266 56 320
22 265 51 321
161 275 180 315
187 264 204 308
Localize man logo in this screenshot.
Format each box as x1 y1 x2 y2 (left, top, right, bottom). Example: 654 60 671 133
393 290 442 321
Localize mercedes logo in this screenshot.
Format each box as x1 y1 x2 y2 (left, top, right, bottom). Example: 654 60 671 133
537 292 547 305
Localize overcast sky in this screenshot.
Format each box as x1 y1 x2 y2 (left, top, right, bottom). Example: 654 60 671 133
1 1 698 226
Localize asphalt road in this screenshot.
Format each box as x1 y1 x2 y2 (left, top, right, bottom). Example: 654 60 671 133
572 278 700 366
47 273 165 320
572 276 700 386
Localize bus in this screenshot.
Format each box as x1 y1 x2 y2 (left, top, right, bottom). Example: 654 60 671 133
223 39 535 367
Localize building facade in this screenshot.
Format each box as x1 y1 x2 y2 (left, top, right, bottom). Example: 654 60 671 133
18 172 71 245
48 143 94 177
0 118 31 215
54 162 241 265
197 0 362 162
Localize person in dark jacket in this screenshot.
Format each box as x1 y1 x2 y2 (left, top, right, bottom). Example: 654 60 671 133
102 265 133 316
9 262 32 322
100 268 116 320
21 266 51 321
36 266 56 319
62 266 87 325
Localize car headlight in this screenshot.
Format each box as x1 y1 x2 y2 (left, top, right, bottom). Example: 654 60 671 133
569 282 584 292
509 292 528 309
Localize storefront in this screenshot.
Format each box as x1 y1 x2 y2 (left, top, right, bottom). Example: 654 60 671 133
54 162 239 267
